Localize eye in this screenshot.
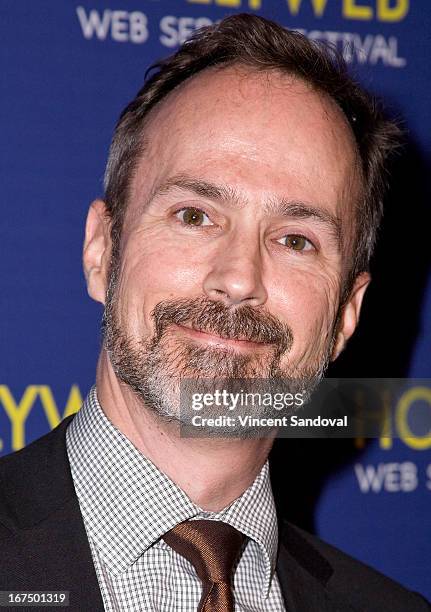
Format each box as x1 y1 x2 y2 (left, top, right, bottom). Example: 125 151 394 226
175 207 213 227
277 234 315 251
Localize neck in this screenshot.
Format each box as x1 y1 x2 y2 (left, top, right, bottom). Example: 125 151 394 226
95 351 275 512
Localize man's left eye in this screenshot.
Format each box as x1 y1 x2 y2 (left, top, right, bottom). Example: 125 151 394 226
277 234 314 251
175 207 213 226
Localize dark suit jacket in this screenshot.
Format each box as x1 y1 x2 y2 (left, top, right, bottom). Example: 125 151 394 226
0 416 429 612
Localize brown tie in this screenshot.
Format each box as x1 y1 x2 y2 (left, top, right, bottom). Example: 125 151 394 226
163 519 246 611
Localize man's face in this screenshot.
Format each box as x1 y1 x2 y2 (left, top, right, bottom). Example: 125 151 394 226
87 66 368 424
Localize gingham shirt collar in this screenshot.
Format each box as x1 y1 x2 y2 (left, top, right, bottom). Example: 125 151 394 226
66 386 279 597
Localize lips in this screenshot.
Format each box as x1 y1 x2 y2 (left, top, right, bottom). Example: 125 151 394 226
176 323 270 346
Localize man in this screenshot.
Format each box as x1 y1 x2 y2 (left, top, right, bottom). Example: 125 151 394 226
0 13 429 612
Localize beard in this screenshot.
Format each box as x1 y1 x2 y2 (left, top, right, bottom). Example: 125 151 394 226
103 257 337 436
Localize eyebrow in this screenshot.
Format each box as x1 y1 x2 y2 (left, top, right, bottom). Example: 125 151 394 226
148 174 342 247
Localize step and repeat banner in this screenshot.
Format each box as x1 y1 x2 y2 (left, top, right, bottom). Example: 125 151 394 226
1 0 430 601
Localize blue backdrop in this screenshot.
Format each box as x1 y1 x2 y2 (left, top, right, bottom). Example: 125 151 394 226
1 0 430 600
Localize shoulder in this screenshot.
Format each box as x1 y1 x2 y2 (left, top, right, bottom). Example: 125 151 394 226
0 415 74 479
0 416 76 532
283 521 431 611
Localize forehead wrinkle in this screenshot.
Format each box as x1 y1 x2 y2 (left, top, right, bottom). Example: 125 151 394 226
147 173 247 210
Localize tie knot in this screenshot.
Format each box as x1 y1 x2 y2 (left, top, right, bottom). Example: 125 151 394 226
163 519 246 583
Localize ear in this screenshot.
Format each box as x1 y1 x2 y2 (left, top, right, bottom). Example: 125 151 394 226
330 272 371 361
83 199 112 305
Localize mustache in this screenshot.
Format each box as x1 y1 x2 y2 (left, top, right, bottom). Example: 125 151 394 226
151 297 293 353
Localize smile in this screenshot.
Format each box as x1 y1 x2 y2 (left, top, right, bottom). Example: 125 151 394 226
172 324 272 352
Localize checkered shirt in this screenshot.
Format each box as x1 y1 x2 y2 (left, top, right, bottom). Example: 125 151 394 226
65 386 286 611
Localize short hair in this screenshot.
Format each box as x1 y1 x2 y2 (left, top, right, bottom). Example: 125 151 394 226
103 12 401 295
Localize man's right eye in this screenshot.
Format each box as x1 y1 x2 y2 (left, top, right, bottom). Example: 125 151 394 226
175 207 213 227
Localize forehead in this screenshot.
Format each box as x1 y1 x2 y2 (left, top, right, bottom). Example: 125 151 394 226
129 64 361 223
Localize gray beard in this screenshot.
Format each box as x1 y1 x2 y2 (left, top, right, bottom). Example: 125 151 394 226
102 262 335 437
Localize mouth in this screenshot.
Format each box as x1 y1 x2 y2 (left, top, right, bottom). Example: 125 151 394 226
172 324 272 352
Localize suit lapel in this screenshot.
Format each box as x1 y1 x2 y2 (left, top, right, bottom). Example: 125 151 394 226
0 416 104 612
276 520 357 612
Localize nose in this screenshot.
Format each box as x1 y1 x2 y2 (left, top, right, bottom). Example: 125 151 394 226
202 233 268 307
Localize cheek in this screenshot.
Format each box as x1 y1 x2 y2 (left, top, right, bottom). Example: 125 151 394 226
133 242 202 293
114 230 208 333
270 267 340 358
130 224 211 288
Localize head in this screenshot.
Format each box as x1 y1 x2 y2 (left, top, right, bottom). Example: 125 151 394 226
83 14 400 429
